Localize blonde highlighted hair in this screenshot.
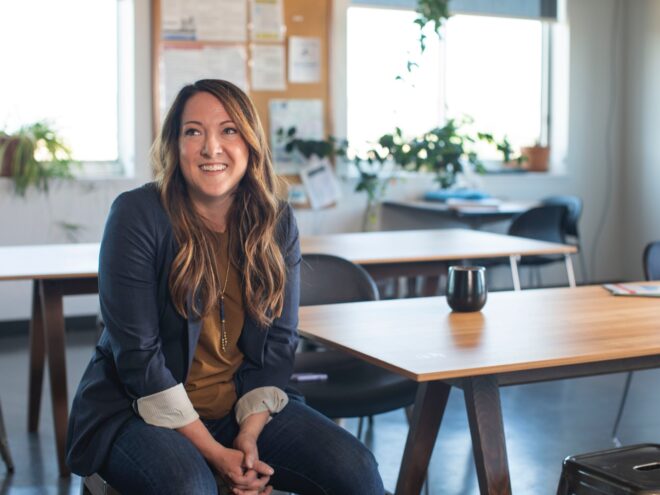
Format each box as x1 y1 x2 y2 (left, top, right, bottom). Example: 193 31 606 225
152 79 285 327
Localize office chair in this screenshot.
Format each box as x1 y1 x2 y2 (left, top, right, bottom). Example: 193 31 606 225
292 254 418 438
481 204 569 288
0 398 14 473
611 240 660 446
542 195 587 282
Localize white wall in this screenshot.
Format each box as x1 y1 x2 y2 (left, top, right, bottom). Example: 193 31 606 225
622 0 660 279
1 0 655 322
0 0 151 321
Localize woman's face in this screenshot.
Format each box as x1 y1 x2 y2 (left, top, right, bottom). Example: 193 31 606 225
178 91 249 212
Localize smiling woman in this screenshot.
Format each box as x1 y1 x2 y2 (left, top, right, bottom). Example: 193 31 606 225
66 79 385 495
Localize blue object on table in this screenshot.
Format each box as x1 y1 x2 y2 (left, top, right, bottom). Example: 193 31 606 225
424 188 493 202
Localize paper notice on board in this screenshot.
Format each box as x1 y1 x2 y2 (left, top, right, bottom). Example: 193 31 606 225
161 46 247 117
251 44 286 91
161 0 247 41
161 0 195 39
196 0 247 41
288 36 321 83
251 0 285 41
269 99 324 172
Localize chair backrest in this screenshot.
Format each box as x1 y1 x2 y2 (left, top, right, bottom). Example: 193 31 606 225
508 204 568 244
643 241 660 281
300 253 379 306
541 195 583 238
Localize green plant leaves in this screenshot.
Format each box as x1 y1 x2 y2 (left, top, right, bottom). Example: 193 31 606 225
0 121 77 196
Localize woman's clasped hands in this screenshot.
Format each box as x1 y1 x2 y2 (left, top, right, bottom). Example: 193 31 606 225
211 440 273 495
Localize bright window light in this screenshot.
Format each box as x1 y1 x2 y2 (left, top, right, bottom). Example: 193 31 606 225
445 15 544 158
347 7 442 152
0 0 119 163
346 7 547 161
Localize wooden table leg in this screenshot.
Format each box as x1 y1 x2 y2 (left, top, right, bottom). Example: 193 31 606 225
463 375 511 495
28 280 46 432
40 280 70 477
395 381 451 495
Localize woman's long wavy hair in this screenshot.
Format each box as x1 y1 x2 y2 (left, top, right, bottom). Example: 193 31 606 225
153 79 286 327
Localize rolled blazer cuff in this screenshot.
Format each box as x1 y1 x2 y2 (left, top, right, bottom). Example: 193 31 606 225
235 386 288 426
135 383 199 428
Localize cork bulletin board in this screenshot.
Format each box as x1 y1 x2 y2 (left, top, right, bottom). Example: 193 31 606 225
150 0 333 181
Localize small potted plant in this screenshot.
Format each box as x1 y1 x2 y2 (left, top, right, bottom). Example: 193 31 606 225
0 121 77 196
520 142 550 172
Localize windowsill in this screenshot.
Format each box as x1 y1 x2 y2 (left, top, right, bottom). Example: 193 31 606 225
0 159 142 189
338 161 567 181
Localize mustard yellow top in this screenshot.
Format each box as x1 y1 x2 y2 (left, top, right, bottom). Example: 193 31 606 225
185 231 245 419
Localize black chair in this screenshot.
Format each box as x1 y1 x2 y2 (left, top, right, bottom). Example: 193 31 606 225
542 195 587 282
81 474 121 495
556 443 660 495
481 205 569 288
611 241 660 446
292 253 418 438
0 398 14 473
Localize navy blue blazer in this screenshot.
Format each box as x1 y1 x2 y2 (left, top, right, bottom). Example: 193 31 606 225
65 183 301 475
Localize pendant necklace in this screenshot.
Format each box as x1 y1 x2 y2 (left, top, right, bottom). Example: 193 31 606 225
219 233 231 352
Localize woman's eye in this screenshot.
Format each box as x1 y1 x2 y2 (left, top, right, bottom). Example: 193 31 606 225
224 127 238 135
183 128 200 136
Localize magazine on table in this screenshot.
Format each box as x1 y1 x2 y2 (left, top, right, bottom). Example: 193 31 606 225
603 283 660 297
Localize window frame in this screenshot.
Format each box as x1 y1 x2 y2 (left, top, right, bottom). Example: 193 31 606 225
343 3 554 173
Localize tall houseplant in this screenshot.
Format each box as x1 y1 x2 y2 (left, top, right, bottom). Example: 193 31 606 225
0 121 77 196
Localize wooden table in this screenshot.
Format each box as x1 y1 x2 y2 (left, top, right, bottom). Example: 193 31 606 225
0 243 99 476
298 284 660 495
0 230 576 476
301 229 577 291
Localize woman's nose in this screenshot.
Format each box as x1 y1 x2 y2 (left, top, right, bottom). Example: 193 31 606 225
202 133 223 156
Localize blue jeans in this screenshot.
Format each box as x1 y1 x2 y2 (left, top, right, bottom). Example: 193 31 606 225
99 399 385 495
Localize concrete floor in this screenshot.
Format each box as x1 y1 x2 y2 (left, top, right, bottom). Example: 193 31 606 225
1 328 659 494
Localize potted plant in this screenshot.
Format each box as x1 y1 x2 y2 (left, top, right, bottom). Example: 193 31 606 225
0 121 77 196
374 119 488 189
520 143 550 172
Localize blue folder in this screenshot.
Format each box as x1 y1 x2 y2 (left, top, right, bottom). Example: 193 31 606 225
424 188 492 202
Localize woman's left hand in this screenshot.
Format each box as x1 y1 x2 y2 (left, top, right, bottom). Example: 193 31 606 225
232 431 273 495
234 410 270 469
233 431 260 470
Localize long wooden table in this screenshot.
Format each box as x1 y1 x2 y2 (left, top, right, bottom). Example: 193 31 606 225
301 229 577 291
298 284 660 495
0 244 99 476
0 230 575 476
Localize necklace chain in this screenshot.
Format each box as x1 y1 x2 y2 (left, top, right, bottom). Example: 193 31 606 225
219 232 231 352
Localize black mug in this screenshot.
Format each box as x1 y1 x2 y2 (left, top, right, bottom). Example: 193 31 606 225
446 266 487 312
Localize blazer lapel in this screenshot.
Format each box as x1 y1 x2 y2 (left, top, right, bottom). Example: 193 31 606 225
185 292 203 379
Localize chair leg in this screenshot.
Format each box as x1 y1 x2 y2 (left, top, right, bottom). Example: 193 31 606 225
80 479 92 495
357 416 364 440
579 250 589 284
611 371 634 447
555 470 569 495
0 400 14 473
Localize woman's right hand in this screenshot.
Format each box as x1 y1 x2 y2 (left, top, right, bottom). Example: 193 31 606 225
210 445 274 494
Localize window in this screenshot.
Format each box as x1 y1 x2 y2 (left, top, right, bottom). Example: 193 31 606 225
0 0 134 176
346 6 549 162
